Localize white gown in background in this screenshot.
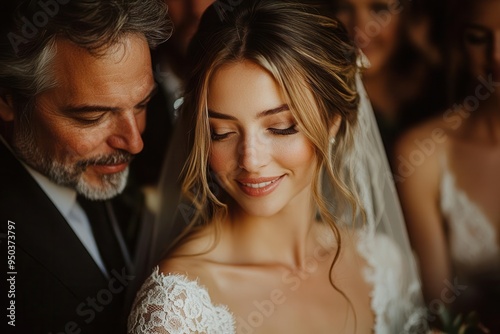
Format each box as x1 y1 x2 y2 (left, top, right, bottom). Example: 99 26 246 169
440 158 500 277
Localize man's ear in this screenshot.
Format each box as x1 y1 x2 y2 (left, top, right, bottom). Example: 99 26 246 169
0 91 16 122
329 114 342 139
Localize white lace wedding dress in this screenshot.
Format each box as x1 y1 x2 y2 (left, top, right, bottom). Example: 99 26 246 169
440 159 500 276
128 232 427 334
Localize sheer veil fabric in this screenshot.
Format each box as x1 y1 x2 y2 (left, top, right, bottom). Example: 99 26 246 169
146 59 428 332
349 66 427 331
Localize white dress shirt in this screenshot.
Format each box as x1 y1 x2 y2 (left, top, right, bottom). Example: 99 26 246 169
1 135 108 276
27 166 109 277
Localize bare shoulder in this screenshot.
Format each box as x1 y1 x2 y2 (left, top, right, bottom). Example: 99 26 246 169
157 235 221 293
393 116 454 184
395 117 453 158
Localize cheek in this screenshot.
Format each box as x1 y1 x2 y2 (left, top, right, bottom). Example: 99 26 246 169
32 116 105 159
51 129 99 159
275 137 315 171
375 18 400 54
364 19 400 73
465 47 488 76
209 142 238 178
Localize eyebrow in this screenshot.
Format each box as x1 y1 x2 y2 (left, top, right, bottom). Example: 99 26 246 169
63 85 158 114
208 104 289 120
463 23 490 33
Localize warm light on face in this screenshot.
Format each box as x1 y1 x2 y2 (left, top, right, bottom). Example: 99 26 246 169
207 60 317 218
12 35 155 200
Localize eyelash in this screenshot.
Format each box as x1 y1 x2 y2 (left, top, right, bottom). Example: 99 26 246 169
75 104 149 126
269 124 298 135
77 117 103 125
210 125 298 141
464 33 489 45
211 132 230 141
370 3 390 13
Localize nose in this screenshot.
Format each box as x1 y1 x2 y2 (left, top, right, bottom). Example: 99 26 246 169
354 9 371 31
107 111 145 155
237 133 269 172
349 9 374 49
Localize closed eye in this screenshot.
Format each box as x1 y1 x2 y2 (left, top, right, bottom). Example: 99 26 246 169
464 32 490 45
75 113 106 125
269 124 298 135
211 130 235 141
463 26 491 46
370 2 390 13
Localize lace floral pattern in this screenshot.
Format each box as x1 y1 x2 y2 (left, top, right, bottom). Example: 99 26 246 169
128 234 427 334
128 269 235 334
440 160 500 274
357 232 428 334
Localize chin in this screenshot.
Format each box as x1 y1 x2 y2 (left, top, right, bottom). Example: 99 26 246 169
236 200 287 218
76 168 129 200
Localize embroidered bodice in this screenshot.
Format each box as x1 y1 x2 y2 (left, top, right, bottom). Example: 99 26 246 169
128 234 426 334
440 161 500 275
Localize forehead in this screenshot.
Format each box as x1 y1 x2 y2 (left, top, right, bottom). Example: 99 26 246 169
207 61 286 115
337 0 397 6
466 0 500 29
49 35 154 106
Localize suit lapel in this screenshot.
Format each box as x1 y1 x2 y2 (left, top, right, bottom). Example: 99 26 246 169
0 142 108 299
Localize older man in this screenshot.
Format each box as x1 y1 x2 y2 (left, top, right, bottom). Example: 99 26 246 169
0 1 171 333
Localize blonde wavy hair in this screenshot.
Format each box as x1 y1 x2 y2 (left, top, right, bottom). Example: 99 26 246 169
167 0 361 267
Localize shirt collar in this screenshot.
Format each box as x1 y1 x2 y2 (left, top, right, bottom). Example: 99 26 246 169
1 135 77 217
24 164 77 218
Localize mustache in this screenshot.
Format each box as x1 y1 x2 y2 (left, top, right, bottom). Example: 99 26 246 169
76 151 134 170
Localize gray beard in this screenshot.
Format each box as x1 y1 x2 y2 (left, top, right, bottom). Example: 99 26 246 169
12 120 130 201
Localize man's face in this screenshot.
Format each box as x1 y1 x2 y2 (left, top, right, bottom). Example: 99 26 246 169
12 34 155 200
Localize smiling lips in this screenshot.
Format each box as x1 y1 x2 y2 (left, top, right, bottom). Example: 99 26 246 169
237 176 284 197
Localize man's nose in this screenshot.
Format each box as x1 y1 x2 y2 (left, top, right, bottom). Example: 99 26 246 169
107 111 145 155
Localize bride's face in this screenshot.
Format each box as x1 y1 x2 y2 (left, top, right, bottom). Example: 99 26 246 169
207 60 317 217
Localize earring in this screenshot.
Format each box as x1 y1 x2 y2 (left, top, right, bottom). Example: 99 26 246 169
329 137 336 145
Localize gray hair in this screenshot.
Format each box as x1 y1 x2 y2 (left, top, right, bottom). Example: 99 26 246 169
0 0 172 106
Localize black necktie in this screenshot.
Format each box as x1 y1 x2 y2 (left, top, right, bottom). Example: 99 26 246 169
77 195 126 276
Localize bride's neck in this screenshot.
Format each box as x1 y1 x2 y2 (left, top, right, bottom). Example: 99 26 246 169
217 204 330 270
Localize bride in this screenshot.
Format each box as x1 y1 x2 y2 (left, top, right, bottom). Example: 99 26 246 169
129 0 426 333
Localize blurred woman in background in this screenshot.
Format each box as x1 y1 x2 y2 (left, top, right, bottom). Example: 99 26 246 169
330 0 446 154
396 0 500 330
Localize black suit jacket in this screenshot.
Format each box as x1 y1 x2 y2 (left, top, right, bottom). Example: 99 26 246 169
0 141 146 334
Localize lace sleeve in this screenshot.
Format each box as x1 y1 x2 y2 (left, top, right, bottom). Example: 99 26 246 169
128 267 235 334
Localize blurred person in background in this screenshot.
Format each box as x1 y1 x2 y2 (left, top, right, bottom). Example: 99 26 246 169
329 0 447 154
131 0 214 191
395 0 500 331
130 0 216 270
